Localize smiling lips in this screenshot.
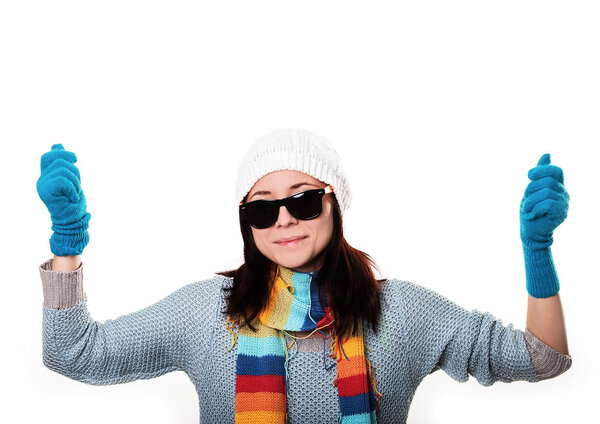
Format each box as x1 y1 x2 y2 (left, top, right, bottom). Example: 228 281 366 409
275 236 308 246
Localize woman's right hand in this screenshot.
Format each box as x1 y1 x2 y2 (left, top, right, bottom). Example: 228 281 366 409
37 144 92 256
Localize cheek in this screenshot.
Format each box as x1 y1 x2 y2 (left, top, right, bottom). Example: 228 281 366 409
251 229 273 256
315 211 334 246
251 229 265 248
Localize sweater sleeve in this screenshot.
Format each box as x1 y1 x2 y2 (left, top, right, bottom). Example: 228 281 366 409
523 327 572 379
397 280 570 387
38 257 217 386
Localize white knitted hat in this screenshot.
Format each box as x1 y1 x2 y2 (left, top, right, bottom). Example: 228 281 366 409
235 128 352 214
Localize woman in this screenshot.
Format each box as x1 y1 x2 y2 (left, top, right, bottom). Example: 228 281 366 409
37 128 572 423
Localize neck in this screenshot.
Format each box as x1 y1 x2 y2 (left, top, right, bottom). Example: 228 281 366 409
276 263 320 286
271 263 327 332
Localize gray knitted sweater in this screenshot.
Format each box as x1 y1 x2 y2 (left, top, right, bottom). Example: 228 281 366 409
39 258 572 423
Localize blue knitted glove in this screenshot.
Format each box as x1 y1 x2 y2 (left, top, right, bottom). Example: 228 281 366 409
37 144 92 256
520 153 569 298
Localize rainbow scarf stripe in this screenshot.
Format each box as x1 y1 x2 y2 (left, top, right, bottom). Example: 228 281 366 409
228 265 380 423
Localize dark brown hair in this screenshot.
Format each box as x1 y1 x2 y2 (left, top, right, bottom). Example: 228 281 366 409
217 192 386 339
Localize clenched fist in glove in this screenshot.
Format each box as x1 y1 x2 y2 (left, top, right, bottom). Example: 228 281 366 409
37 144 92 256
520 153 569 298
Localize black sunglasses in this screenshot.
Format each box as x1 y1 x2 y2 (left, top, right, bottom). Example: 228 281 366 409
240 185 334 229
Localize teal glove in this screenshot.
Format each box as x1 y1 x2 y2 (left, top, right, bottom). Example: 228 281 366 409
519 153 569 298
37 144 92 256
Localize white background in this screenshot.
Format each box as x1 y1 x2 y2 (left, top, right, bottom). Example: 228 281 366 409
1 0 598 422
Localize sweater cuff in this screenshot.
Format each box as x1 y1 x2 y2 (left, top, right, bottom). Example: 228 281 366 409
38 257 86 309
524 327 572 380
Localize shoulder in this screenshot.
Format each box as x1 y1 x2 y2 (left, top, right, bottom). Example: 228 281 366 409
378 277 470 320
152 275 233 328
155 274 232 311
379 277 452 305
177 274 233 299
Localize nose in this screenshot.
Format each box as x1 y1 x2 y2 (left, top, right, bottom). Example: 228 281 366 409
275 205 297 227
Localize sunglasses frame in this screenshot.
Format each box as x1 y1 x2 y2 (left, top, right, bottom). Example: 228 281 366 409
240 184 334 229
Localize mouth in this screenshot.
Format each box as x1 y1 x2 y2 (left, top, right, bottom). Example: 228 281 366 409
275 236 308 246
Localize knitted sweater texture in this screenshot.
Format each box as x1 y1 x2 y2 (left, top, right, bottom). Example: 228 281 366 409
39 258 572 423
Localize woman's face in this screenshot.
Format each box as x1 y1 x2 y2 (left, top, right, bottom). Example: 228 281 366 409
245 170 334 273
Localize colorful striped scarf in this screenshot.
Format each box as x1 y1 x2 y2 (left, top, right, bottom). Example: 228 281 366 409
225 264 381 423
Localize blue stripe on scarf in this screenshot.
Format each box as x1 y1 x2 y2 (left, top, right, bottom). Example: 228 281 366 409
237 334 285 357
298 269 325 331
340 410 377 423
284 271 312 329
338 392 376 415
236 353 286 376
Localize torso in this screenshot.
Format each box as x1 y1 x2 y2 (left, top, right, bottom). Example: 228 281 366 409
290 330 317 338
289 329 332 339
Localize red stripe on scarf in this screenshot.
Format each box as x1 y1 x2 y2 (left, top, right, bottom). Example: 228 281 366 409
335 373 371 397
236 374 286 394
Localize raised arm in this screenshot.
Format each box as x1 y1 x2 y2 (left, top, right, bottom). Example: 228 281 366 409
519 154 572 374
36 144 201 386
39 257 195 385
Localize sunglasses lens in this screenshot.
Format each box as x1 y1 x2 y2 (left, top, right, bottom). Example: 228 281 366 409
244 201 278 229
287 190 323 220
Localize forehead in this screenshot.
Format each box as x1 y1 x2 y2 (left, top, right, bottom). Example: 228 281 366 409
249 170 323 193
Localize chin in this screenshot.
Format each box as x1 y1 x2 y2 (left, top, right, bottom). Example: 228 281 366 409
273 253 313 270
275 258 308 270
